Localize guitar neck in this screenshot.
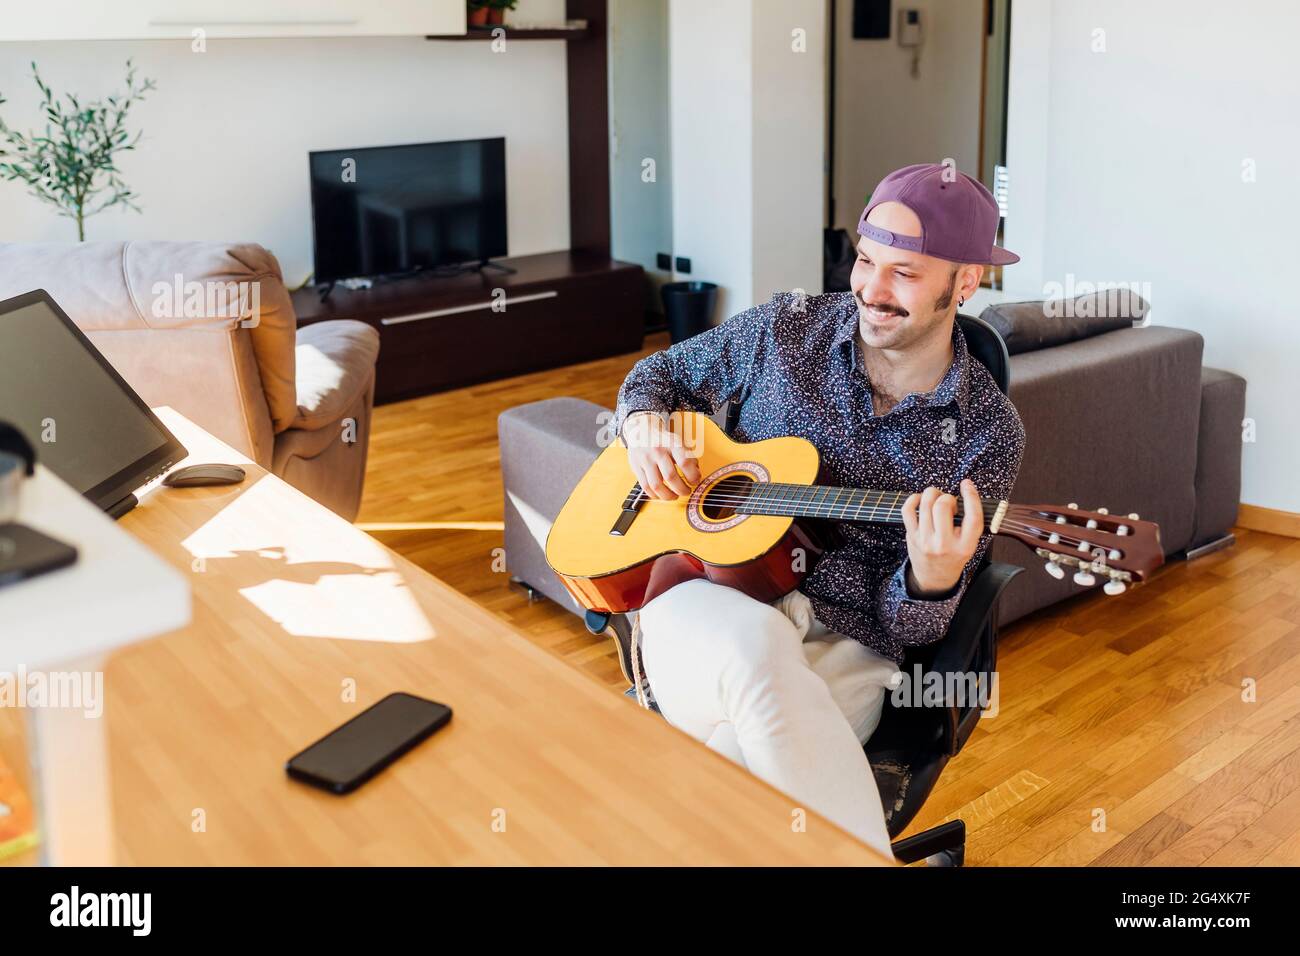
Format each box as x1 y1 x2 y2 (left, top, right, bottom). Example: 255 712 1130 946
727 482 1005 531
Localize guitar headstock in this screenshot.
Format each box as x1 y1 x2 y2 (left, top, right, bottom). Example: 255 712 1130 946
995 503 1164 595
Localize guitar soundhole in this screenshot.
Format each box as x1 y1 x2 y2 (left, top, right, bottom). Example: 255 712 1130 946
687 461 770 533
701 474 756 520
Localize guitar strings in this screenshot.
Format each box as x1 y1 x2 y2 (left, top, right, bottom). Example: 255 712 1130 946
696 477 1119 545
635 477 1006 511
636 495 1120 553
632 487 1001 523
626 481 1124 553
694 476 1002 503
644 482 1005 521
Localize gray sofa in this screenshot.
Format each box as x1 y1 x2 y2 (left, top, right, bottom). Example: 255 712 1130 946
498 300 1245 630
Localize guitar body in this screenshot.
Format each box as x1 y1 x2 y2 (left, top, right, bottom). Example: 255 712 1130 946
546 413 827 614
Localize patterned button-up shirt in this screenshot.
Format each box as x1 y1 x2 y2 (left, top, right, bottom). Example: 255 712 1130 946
614 291 1026 664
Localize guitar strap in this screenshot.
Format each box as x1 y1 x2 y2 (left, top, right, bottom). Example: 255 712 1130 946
722 321 764 437
723 391 745 437
629 614 650 710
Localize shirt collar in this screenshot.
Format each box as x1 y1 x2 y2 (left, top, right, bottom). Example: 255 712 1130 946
835 301 973 419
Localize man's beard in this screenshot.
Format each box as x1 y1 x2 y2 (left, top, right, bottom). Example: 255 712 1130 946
933 266 959 312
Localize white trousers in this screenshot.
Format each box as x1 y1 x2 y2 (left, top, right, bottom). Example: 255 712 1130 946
638 578 900 857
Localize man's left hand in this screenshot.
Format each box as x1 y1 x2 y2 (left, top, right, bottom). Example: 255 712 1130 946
900 479 984 598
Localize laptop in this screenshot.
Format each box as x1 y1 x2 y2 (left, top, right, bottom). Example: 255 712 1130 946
0 289 187 517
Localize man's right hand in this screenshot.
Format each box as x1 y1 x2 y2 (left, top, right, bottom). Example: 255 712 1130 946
622 411 703 500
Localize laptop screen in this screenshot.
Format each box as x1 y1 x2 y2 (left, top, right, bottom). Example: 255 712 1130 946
0 291 186 514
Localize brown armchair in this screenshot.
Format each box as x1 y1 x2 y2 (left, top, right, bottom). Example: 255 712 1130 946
0 240 378 519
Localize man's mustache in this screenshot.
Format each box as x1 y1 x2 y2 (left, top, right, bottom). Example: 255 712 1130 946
858 298 909 318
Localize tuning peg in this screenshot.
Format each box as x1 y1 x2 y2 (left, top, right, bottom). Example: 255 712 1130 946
1068 502 1078 509
1073 567 1096 586
1128 513 1139 520
1044 559 1065 579
1097 507 1109 515
1108 549 1121 560
1048 531 1060 544
1117 525 1130 536
1086 518 1099 529
1104 578 1127 596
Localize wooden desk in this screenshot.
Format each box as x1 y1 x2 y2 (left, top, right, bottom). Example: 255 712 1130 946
6 410 889 865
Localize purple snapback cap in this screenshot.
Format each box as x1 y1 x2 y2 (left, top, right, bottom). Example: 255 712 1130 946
856 163 1019 266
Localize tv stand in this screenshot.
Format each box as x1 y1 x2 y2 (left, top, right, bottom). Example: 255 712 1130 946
292 251 645 404
317 258 524 303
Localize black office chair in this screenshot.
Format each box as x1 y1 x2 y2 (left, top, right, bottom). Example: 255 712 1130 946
587 314 1024 866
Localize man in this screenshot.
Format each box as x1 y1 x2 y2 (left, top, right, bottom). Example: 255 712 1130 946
613 163 1026 856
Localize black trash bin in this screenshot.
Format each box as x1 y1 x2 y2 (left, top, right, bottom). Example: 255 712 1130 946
660 281 718 344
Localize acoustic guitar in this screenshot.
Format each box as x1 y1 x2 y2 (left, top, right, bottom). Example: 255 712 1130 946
545 412 1164 616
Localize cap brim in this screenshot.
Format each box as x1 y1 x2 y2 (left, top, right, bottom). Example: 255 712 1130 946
987 245 1020 266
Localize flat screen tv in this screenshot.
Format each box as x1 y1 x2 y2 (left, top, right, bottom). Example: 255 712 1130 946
309 137 507 284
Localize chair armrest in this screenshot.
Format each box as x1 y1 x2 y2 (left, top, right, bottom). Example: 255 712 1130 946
932 562 1024 676
932 561 1024 755
291 320 380 431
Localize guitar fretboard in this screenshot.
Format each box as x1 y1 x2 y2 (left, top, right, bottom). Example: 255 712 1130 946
702 478 1001 530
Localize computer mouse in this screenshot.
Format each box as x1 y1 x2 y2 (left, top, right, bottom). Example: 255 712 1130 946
162 463 247 488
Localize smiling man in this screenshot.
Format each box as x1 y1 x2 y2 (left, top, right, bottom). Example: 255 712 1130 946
612 163 1026 856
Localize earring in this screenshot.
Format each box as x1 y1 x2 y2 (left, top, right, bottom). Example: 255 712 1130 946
958 295 965 307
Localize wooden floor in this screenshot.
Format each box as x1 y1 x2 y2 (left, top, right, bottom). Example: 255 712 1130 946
358 333 1300 866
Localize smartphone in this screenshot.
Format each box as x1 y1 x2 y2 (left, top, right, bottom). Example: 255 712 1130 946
0 523 78 590
286 692 452 794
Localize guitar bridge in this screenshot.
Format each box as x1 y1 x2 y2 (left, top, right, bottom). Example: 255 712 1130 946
609 482 648 536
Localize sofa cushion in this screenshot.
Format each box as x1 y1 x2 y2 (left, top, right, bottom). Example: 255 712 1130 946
980 288 1149 355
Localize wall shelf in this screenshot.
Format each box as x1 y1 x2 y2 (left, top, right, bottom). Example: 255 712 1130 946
427 21 589 41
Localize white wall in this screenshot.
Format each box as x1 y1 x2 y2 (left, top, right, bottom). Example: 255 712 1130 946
1001 0 1052 296
0 37 571 281
668 0 754 321
668 0 825 322
751 0 826 305
608 0 672 307
831 0 985 232
1004 0 1300 515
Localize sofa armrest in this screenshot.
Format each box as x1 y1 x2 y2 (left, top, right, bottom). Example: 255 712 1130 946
498 397 613 614
1191 366 1246 548
292 320 380 432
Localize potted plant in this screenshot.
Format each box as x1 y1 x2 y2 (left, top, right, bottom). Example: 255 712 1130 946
487 0 518 26
468 0 489 27
0 60 155 241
